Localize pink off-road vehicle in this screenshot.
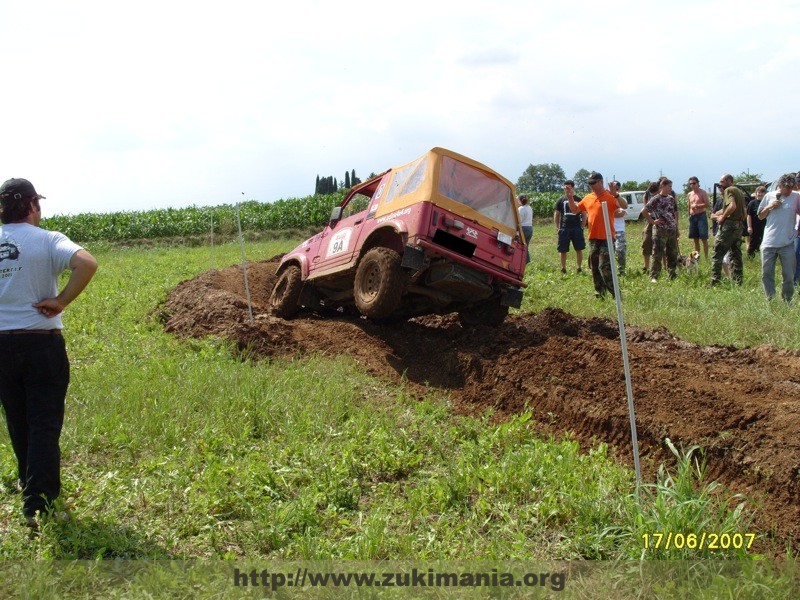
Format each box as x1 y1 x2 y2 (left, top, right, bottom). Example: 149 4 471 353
270 147 527 327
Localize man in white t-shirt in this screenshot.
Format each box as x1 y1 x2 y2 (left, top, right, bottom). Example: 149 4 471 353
609 181 627 275
0 178 98 527
517 194 533 264
757 173 800 303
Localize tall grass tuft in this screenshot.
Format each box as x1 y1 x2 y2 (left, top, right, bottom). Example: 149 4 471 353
602 439 757 560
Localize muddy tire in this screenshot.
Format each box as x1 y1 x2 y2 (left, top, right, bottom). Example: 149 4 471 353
270 265 303 318
354 248 404 319
458 297 509 328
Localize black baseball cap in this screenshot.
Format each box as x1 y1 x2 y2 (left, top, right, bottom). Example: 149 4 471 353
0 178 45 201
586 172 603 184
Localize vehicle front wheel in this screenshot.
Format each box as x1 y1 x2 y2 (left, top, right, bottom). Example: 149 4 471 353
354 248 404 319
458 297 509 328
270 265 303 318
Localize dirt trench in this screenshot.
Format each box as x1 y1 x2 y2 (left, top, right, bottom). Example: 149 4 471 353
158 257 800 555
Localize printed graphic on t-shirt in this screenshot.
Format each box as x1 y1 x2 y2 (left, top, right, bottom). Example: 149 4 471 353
0 241 20 262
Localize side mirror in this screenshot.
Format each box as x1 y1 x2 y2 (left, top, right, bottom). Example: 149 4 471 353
329 206 344 226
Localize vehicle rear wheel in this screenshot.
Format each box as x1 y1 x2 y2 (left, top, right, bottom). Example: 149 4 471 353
270 265 303 318
354 248 404 319
458 297 509 328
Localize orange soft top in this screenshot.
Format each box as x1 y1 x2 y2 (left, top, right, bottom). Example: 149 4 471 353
373 147 521 238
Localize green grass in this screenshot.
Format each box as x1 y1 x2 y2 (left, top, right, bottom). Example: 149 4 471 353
521 219 800 349
0 233 797 597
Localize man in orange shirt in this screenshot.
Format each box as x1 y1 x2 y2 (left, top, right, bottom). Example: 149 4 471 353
568 172 627 298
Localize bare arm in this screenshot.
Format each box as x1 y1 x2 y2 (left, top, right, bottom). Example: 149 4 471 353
34 249 99 318
553 211 561 229
713 193 737 223
758 199 780 221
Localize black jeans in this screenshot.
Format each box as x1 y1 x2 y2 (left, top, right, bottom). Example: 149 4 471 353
0 332 69 517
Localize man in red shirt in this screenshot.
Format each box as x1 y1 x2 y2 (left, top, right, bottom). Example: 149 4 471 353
568 172 627 298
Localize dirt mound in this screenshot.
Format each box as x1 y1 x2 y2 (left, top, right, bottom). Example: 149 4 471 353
158 257 800 554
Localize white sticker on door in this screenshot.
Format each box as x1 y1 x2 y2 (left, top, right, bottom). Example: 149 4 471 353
326 228 353 258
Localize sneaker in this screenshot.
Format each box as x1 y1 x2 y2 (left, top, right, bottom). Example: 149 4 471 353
577 267 582 274
706 279 720 288
561 268 567 274
650 277 657 283
642 267 648 273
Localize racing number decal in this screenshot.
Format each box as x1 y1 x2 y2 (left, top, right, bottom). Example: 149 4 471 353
326 228 353 258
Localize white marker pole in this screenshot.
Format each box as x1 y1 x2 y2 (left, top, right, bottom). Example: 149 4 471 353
237 195 255 327
600 201 641 487
210 212 216 271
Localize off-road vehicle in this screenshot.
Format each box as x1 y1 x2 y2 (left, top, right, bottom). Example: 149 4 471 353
270 147 527 327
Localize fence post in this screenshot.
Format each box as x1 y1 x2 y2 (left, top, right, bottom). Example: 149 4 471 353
236 197 255 327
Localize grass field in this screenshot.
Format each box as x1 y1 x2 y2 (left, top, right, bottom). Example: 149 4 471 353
0 223 797 597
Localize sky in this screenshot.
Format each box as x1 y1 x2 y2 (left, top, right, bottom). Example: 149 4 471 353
2 0 798 217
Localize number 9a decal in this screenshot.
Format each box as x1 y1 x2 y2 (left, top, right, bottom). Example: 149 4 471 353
326 228 353 258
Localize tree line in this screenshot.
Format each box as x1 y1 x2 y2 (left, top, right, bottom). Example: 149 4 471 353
516 163 765 195
316 162 766 197
516 163 656 194
315 170 362 195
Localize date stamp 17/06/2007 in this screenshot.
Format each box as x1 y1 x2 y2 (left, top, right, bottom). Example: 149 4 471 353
641 532 756 551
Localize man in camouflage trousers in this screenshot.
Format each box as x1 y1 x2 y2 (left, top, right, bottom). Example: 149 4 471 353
709 173 746 286
641 178 679 282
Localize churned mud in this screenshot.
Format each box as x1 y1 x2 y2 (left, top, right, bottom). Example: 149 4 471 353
158 257 800 555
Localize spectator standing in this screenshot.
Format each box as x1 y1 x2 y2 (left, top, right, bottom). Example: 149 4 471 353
641 181 660 273
709 174 746 286
567 172 627 298
517 194 533 264
0 178 98 528
757 174 800 302
794 171 800 286
686 176 709 259
553 180 585 274
610 180 627 275
641 178 680 282
746 186 767 258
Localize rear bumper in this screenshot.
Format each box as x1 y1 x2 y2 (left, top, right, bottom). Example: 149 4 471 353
412 240 527 289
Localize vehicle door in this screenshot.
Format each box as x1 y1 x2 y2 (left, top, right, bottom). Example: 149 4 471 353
625 192 645 220
311 180 385 274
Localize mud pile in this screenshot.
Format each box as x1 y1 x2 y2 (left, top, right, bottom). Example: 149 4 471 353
158 257 800 554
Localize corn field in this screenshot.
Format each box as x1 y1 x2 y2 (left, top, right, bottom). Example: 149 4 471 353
42 192 346 242
42 189 678 243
